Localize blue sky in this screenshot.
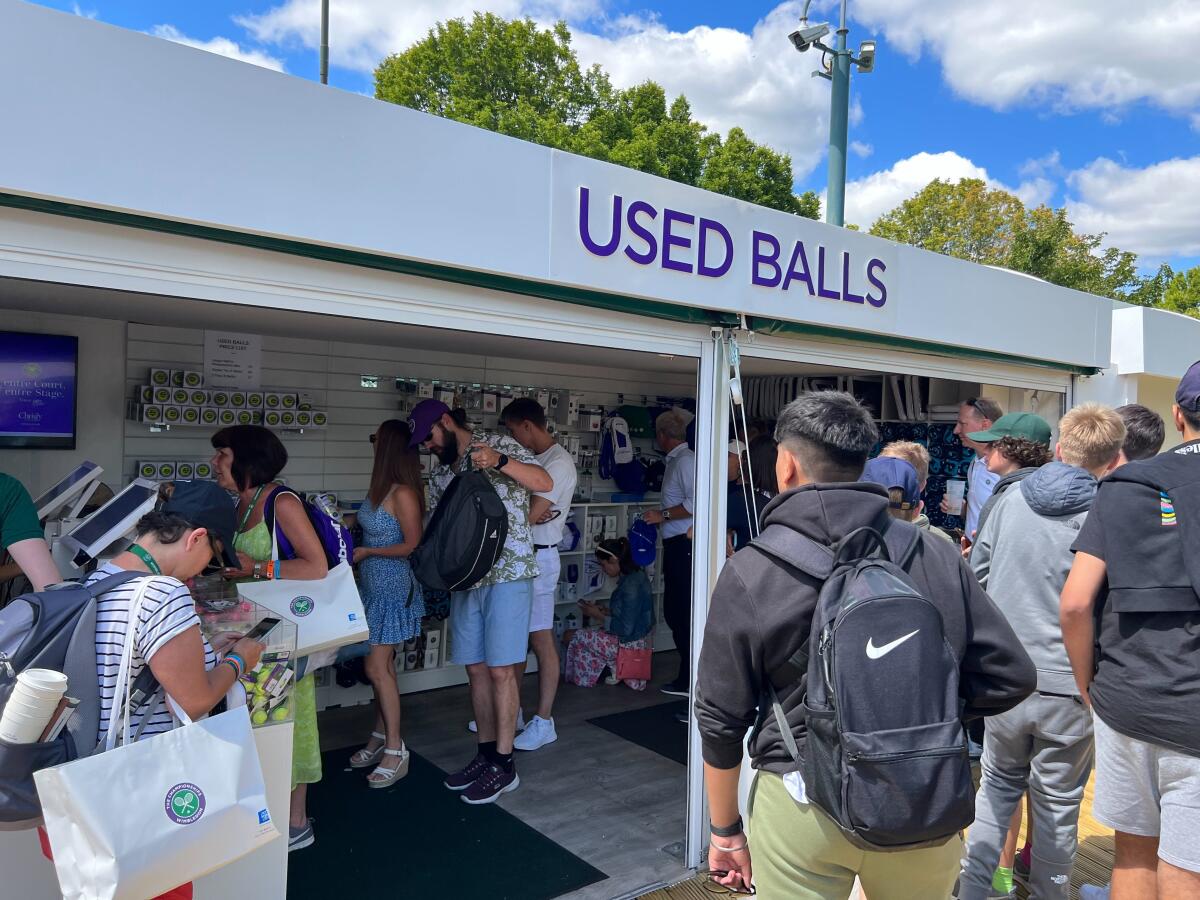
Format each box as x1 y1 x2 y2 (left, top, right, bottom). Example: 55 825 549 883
40 0 1200 273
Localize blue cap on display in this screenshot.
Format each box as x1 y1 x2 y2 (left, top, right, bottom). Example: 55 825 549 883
860 457 921 510
629 518 658 567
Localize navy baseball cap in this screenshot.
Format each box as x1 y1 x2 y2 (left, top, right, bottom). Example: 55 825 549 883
861 457 921 510
1175 360 1200 413
407 399 451 447
161 480 240 567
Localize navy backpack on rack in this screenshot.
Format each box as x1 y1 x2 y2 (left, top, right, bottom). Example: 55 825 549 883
599 416 646 494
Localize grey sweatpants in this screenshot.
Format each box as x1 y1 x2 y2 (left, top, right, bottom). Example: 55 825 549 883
959 692 1093 900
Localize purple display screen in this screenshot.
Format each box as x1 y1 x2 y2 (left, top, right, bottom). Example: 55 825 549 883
0 331 78 449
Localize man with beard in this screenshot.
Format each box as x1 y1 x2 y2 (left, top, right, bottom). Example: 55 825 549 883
406 399 553 804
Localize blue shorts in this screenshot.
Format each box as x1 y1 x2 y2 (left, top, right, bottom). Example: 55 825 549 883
449 578 534 667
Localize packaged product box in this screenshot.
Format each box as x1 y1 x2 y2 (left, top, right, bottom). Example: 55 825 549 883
200 407 219 426
149 368 171 388
264 392 281 409
605 515 618 538
153 386 172 404
236 410 256 425
138 385 154 404
194 461 214 479
141 405 163 424
311 411 328 427
230 391 247 407
281 393 298 410
171 370 185 387
156 462 177 480
210 390 230 407
295 411 312 427
247 391 265 409
181 406 200 425
297 392 314 411
483 392 498 413
176 462 196 479
137 461 158 479
218 409 237 426
190 389 209 406
434 387 455 406
417 380 435 399
183 371 204 389
280 411 296 427
264 410 282 427
163 406 182 424
585 412 603 432
424 629 441 651
172 388 190 406
536 389 551 409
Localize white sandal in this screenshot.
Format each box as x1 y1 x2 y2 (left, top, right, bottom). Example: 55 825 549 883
349 732 386 769
367 746 410 789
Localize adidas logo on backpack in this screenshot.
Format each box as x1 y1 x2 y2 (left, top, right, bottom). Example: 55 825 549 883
755 521 974 850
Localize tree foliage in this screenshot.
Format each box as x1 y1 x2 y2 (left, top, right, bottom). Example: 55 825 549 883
870 178 1170 306
375 13 818 219
1162 266 1200 319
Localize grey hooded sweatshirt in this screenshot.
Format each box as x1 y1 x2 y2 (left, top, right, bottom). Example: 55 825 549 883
970 461 1098 695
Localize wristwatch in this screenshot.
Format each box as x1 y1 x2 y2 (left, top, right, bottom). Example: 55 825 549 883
496 453 510 471
662 508 673 521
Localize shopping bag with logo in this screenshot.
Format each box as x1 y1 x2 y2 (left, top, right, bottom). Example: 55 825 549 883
237 562 368 659
33 580 279 899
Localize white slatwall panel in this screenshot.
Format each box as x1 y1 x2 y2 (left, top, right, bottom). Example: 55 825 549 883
124 323 695 502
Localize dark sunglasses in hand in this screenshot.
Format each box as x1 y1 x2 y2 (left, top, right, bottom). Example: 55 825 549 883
705 872 755 895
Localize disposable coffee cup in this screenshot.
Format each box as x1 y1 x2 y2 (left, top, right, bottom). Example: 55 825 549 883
0 697 57 744
944 479 966 516
18 669 68 697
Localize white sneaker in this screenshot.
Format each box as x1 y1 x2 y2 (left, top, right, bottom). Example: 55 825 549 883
513 715 557 751
468 708 526 734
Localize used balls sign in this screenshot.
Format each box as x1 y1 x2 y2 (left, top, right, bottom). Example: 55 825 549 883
165 783 206 825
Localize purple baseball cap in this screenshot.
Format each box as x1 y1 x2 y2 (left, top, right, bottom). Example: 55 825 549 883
861 456 921 510
407 399 450 447
1175 360 1200 413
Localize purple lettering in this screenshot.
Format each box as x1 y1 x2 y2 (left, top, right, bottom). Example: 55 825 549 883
662 209 695 273
697 218 733 278
578 187 622 257
751 231 782 287
781 240 814 295
841 252 865 304
866 258 888 308
624 200 659 265
816 246 841 300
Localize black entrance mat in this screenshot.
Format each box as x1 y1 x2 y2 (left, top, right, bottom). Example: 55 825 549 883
287 749 607 899
586 700 689 765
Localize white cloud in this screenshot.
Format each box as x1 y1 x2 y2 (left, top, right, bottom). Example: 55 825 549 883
150 25 286 72
235 0 838 177
1066 156 1200 259
852 0 1200 116
71 3 98 19
850 141 874 159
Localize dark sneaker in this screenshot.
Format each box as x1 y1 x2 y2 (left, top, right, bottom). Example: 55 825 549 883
461 763 520 805
660 680 689 697
288 819 315 852
444 753 490 791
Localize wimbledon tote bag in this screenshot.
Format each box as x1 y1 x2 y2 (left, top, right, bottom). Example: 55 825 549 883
237 562 368 658
33 579 279 900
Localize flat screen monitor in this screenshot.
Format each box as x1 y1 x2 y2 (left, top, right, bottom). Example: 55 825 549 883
0 331 79 449
61 478 158 562
34 460 103 521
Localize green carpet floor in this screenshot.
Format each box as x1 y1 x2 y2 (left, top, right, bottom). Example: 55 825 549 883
287 749 607 899
586 701 689 766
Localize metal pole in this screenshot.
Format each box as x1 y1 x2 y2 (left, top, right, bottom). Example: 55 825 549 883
825 0 850 226
319 0 329 85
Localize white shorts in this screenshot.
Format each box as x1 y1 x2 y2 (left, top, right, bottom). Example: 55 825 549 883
1093 711 1200 873
530 548 561 633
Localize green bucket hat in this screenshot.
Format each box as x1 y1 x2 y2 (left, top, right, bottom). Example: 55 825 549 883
967 412 1052 445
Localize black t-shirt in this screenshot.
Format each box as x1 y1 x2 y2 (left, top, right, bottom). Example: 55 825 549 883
1072 440 1200 756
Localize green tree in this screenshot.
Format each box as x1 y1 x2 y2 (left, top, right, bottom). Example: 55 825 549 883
1162 266 1200 318
375 13 817 219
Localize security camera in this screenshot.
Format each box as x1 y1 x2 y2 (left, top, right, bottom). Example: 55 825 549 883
856 39 877 73
789 22 830 53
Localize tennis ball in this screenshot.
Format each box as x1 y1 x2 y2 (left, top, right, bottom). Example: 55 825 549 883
251 710 268 726
270 706 290 721
255 669 272 684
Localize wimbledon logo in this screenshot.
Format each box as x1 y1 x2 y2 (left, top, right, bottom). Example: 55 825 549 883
164 783 206 825
290 595 315 617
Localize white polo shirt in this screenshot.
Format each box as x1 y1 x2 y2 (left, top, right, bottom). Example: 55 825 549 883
661 443 696 540
965 454 999 538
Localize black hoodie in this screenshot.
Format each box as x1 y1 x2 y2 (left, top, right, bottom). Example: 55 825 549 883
694 482 1036 774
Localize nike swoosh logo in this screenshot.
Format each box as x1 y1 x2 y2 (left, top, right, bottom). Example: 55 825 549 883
865 629 920 660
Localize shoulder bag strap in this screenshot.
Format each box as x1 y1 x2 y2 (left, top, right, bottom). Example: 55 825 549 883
101 576 155 752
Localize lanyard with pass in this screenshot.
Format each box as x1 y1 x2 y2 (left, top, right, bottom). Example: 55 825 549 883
128 544 162 576
238 483 268 534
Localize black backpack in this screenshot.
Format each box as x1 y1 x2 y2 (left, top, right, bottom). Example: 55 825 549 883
411 465 508 593
0 571 141 829
755 521 973 851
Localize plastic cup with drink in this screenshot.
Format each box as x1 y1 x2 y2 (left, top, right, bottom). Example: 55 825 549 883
944 479 966 517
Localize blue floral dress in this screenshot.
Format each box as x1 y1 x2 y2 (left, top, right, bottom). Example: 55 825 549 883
358 499 424 645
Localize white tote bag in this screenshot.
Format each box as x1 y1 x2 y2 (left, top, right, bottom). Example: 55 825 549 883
238 562 368 659
33 579 279 900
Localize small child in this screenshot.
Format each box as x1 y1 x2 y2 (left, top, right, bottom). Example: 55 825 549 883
563 538 655 690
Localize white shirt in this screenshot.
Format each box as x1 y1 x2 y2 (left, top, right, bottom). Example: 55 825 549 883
87 564 215 744
966 454 999 539
661 443 696 540
533 442 578 546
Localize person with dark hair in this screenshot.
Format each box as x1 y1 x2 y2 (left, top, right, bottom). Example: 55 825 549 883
695 391 1035 898
406 399 552 804
1063 361 1200 899
748 434 779 503
500 397 577 752
347 420 425 788
210 424 329 852
943 397 1006 539
1115 403 1166 463
63 481 265 900
965 413 1054 555
563 537 654 690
